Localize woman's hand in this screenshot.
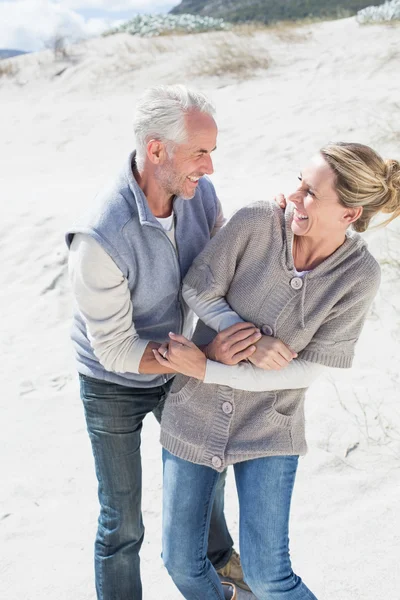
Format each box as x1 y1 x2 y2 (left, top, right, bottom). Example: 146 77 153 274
248 335 297 370
153 333 207 380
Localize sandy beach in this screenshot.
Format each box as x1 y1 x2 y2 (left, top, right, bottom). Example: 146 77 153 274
1 16 399 599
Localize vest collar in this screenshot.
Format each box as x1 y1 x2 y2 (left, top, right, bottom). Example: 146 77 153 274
123 151 160 227
124 151 186 229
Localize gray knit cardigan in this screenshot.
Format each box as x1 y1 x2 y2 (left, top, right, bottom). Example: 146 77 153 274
160 201 381 471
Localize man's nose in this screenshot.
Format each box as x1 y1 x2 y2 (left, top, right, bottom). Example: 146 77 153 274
203 154 214 175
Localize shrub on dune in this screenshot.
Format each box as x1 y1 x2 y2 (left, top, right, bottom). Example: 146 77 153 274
104 14 229 37
357 0 400 22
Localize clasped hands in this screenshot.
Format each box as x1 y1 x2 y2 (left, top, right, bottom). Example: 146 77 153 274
152 322 297 380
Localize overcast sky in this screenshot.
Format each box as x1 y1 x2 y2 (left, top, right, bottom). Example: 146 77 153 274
0 0 179 51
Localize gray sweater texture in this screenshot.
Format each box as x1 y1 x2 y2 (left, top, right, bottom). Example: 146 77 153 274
160 201 381 471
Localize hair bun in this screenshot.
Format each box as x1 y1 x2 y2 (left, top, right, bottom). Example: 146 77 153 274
382 159 400 215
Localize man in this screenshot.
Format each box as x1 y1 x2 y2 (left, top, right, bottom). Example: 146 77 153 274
66 85 260 599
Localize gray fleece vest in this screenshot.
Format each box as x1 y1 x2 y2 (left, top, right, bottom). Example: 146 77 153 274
66 152 219 388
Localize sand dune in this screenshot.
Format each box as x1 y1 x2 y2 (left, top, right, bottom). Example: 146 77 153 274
1 16 399 599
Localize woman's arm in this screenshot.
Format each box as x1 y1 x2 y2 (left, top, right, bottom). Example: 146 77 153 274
182 283 244 332
153 333 326 391
183 283 296 369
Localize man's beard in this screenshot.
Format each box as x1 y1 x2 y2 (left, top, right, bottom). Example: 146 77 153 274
155 161 195 200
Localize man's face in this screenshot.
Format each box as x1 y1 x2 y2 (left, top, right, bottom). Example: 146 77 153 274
155 110 218 199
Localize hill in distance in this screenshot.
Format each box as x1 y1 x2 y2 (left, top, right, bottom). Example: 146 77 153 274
0 49 28 60
170 0 386 23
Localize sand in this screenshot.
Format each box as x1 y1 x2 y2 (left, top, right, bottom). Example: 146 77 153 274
1 16 399 600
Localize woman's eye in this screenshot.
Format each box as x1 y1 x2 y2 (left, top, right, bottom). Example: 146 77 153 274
307 189 315 197
297 176 302 182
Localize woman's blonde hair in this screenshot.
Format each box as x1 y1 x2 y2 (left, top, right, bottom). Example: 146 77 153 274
320 142 400 232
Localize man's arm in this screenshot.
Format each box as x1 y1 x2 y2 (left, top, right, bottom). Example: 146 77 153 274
154 333 327 391
138 342 175 374
203 357 326 391
69 234 174 375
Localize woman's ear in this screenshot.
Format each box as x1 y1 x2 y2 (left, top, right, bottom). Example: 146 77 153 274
342 205 363 225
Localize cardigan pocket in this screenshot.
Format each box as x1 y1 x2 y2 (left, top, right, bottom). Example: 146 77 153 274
167 375 202 406
267 389 304 428
265 405 293 428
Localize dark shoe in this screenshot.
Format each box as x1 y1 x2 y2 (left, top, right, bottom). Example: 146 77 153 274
221 581 237 600
217 549 251 593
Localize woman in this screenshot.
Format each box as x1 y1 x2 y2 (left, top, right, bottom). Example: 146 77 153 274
154 143 400 600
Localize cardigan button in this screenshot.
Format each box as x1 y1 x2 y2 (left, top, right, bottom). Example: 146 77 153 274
212 456 222 469
222 401 233 415
261 324 274 336
290 276 303 290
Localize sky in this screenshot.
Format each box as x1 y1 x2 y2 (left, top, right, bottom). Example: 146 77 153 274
0 0 179 52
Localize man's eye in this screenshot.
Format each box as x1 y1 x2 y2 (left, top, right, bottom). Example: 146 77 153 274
308 189 315 197
297 176 302 182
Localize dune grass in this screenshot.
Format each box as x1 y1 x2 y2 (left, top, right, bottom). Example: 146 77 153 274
190 33 270 79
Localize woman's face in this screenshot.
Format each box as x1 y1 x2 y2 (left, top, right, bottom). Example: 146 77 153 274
288 154 349 239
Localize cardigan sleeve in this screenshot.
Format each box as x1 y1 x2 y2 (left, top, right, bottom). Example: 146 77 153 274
183 204 260 301
298 263 381 368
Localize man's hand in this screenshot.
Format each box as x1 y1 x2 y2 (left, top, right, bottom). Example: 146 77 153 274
248 335 297 370
205 322 262 365
138 341 176 374
275 193 287 209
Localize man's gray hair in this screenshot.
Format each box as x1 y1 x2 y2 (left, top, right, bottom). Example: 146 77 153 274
133 85 216 170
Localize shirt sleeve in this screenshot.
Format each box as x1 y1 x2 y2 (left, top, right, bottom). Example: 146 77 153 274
204 358 326 391
182 283 244 332
298 264 381 369
68 233 149 374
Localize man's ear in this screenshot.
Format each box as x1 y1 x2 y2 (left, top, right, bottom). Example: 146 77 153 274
146 140 167 165
342 205 363 226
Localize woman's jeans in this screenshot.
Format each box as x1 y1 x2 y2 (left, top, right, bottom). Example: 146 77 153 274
79 374 233 600
163 450 318 600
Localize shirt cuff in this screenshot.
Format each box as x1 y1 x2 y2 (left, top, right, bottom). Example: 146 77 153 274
204 360 236 385
123 337 151 374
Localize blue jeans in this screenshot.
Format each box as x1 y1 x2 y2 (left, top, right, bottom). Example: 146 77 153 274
163 450 318 600
79 374 233 600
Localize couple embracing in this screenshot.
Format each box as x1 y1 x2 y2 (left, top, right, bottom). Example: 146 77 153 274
67 85 400 599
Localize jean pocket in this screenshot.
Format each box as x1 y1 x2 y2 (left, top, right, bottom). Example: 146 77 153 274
79 375 120 402
167 375 202 405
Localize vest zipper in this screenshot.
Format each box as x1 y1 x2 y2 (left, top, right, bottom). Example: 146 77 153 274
157 226 184 337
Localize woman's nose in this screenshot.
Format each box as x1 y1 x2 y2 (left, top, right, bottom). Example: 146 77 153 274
288 191 300 204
